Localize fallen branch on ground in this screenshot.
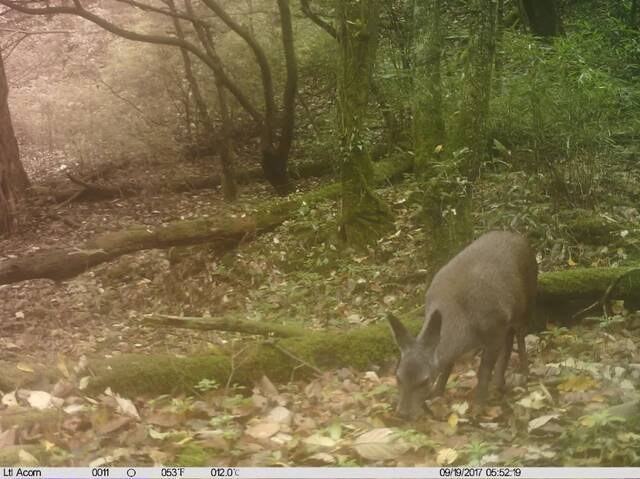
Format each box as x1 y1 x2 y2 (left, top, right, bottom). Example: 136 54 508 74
0 155 413 285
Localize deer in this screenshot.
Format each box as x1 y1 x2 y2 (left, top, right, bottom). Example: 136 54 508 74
388 231 537 419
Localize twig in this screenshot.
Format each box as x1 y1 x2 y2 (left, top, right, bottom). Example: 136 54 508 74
571 268 640 320
268 340 323 376
55 189 84 209
95 76 165 128
225 343 250 392
0 27 71 34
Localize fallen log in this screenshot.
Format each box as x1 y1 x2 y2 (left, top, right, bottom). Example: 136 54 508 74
537 266 640 303
30 159 336 204
173 159 335 192
396 267 640 305
87 317 416 395
143 314 306 337
0 309 423 395
0 155 412 285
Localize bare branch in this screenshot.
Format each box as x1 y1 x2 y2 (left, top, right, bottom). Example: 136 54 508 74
95 76 166 128
0 0 262 122
0 27 71 33
113 0 202 25
300 0 336 38
199 0 276 145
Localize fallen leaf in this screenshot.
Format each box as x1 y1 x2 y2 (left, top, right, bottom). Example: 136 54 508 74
451 402 469 416
328 418 342 441
146 411 180 428
353 428 409 461
93 414 132 435
364 371 380 382
302 434 336 450
436 447 458 465
78 376 90 390
18 449 39 466
266 406 292 425
114 395 140 419
448 413 459 429
516 390 546 410
245 421 280 439
2 391 17 407
270 432 293 445
57 355 70 378
558 375 599 393
528 414 559 432
27 391 60 410
306 452 336 465
294 415 317 431
16 363 34 373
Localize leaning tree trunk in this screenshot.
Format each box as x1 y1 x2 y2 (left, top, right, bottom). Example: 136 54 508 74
0 50 29 235
337 0 393 246
0 154 412 286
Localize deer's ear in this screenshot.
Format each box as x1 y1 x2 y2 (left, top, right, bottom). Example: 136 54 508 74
417 309 442 349
387 313 413 351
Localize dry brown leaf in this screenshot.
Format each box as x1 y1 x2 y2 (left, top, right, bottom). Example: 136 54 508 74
353 428 409 461
245 421 280 439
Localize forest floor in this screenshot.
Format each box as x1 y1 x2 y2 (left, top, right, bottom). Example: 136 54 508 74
0 152 639 466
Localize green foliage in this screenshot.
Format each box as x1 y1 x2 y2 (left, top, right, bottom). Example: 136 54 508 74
463 440 494 464
194 378 220 392
491 15 640 205
560 410 639 465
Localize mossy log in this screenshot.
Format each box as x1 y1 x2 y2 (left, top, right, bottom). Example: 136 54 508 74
538 266 640 303
0 314 423 395
0 156 413 285
86 318 423 396
143 314 306 337
0 360 60 391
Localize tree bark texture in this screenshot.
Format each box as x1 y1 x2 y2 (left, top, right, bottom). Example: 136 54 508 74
0 49 29 235
336 0 393 246
183 0 238 201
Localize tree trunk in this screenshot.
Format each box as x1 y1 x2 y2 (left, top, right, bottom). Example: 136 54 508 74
412 0 445 174
273 0 298 194
518 0 562 37
173 0 238 201
0 49 29 235
215 78 238 201
337 0 393 246
454 0 497 179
